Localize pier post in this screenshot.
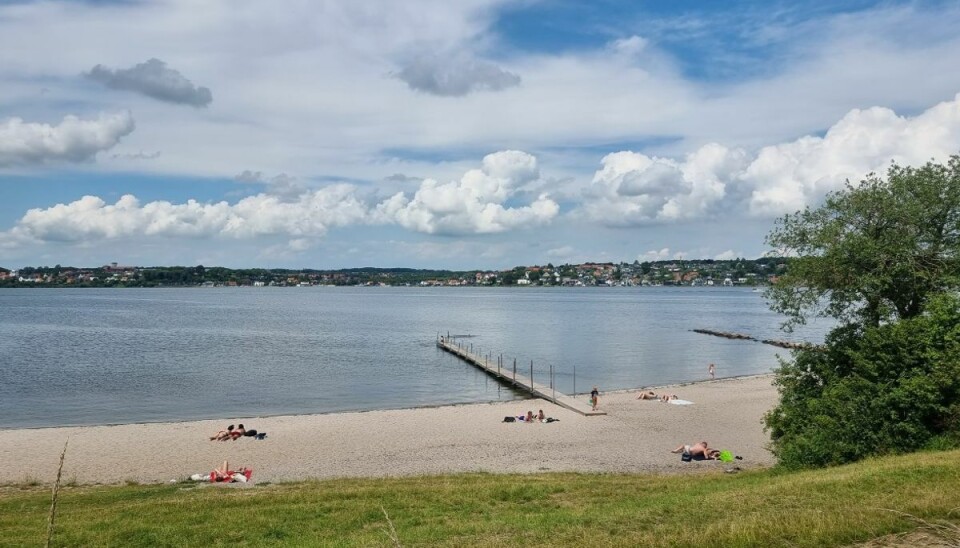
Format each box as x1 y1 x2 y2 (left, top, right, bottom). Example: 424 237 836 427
513 358 516 382
530 360 534 390
573 365 576 398
551 365 555 404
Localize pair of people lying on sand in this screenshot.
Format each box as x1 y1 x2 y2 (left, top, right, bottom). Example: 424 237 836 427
209 423 266 441
637 391 679 402
510 410 558 423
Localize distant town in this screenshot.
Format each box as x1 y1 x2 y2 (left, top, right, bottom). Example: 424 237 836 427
0 258 786 288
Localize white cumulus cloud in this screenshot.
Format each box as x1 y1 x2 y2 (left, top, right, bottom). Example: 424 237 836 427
583 92 960 223
744 92 960 215
583 144 746 225
0 112 134 167
12 185 370 242
374 150 558 234
639 248 671 261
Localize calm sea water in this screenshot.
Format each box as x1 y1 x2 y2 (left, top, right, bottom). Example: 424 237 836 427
0 287 826 428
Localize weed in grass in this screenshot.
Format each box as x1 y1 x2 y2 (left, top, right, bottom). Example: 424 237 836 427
879 507 960 546
262 526 287 541
20 476 42 488
381 505 402 547
45 440 68 548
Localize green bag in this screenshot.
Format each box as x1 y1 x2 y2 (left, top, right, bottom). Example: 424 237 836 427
718 450 734 462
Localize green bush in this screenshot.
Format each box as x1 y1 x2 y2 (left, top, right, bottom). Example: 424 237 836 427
766 294 960 469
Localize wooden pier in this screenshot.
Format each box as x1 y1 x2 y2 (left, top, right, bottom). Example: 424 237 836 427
437 337 605 416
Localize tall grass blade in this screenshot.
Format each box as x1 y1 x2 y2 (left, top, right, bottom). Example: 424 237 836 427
45 440 69 548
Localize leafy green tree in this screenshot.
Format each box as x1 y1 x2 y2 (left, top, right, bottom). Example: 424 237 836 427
766 155 960 330
764 155 960 468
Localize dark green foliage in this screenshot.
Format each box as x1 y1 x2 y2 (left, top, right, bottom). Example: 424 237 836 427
767 295 960 468
765 155 960 468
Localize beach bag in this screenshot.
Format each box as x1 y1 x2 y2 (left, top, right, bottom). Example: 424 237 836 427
681 453 693 462
503 416 516 422
718 450 734 462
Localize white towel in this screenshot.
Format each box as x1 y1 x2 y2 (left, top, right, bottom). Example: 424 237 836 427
668 399 694 405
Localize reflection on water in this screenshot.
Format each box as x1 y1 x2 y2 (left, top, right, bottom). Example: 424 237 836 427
0 287 827 428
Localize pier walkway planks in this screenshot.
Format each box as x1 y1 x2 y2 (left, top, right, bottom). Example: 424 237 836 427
437 338 605 416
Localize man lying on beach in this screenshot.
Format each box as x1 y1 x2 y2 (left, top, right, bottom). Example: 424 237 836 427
672 441 712 459
637 391 659 400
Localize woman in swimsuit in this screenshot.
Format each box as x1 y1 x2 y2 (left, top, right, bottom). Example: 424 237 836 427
210 424 234 441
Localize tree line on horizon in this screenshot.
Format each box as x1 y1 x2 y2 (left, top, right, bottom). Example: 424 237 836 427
0 257 786 287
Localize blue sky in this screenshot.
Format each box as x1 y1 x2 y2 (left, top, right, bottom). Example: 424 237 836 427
1 0 960 269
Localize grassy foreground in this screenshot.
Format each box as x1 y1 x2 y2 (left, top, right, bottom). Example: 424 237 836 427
2 451 959 547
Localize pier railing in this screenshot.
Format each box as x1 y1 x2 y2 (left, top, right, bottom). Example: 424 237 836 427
436 335 605 416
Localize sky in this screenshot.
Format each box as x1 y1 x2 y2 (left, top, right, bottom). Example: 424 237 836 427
2 0 960 270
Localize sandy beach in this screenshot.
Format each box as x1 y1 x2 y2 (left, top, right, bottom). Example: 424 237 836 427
0 375 778 485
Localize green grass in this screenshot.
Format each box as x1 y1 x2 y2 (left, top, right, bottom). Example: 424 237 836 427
2 450 959 547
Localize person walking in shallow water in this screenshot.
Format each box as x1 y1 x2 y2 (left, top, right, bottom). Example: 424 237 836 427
708 363 716 380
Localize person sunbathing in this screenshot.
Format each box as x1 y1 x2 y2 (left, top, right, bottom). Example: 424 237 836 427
211 461 252 482
637 391 658 400
190 461 252 483
536 410 546 421
209 424 235 441
229 424 247 440
672 441 711 459
660 394 678 402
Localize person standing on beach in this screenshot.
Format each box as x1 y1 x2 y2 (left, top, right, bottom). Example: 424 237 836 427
590 386 599 411
708 363 716 379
